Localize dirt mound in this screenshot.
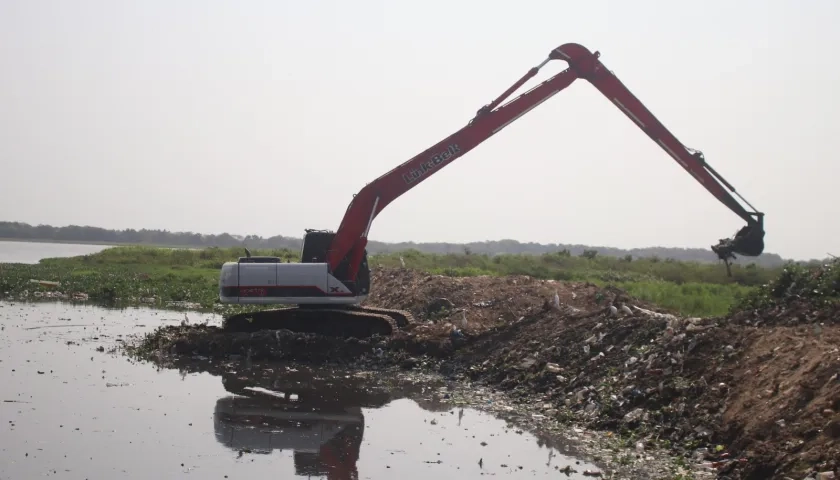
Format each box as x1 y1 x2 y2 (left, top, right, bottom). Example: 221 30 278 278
720 325 840 478
364 267 663 340
134 268 636 361
131 263 840 479
453 303 839 479
135 324 386 364
443 260 840 479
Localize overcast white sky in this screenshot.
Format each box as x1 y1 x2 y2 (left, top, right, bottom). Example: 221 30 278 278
1 0 837 261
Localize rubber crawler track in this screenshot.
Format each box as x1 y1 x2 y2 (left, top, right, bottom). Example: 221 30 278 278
221 305 412 338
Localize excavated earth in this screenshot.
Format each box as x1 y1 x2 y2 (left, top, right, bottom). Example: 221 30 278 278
135 267 840 480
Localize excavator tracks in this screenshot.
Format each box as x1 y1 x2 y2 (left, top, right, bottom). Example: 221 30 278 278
346 305 414 328
221 305 413 339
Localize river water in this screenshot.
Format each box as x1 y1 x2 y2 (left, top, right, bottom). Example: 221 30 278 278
0 301 605 479
0 241 648 478
0 240 112 264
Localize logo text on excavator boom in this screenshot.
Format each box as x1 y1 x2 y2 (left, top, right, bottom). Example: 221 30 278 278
402 144 461 184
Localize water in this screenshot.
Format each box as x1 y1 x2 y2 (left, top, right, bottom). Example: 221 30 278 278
0 240 112 264
0 301 603 479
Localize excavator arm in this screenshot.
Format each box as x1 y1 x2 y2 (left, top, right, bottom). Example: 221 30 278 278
326 42 765 282
217 42 766 337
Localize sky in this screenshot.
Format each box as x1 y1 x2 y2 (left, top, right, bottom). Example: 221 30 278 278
1 0 837 261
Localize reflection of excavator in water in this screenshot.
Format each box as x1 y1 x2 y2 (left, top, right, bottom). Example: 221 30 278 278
218 42 766 338
214 367 448 480
215 394 365 479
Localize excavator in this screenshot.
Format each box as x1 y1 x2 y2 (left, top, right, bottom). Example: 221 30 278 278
218 42 765 338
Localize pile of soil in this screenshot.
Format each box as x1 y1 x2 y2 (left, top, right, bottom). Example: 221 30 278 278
132 263 840 480
447 300 839 480
365 267 668 341
136 323 390 363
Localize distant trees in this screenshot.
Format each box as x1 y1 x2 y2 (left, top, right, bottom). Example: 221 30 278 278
581 249 598 260
0 221 298 250
0 220 795 267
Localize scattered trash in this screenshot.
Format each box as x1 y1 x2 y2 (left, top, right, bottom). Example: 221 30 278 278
120 263 840 479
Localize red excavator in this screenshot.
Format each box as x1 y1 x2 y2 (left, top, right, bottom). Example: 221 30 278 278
218 42 765 337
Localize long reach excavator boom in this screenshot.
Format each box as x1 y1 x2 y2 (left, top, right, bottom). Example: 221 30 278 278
218 42 766 338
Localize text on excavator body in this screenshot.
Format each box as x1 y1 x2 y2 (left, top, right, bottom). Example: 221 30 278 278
401 144 461 184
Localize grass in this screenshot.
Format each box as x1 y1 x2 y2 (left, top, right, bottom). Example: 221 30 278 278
0 246 297 314
371 249 780 286
615 280 754 318
0 245 787 317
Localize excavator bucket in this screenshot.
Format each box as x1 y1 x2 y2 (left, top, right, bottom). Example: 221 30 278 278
711 218 765 274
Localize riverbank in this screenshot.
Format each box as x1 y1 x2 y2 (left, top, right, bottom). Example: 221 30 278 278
131 257 839 480
2 246 838 478
0 245 769 317
3 300 650 480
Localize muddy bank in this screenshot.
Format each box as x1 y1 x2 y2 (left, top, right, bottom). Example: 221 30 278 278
145 350 687 479
131 265 840 480
2 300 686 480
0 301 622 480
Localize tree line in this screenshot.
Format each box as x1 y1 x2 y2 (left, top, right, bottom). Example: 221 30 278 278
0 220 797 267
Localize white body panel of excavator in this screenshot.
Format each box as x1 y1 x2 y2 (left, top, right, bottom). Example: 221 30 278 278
218 259 366 305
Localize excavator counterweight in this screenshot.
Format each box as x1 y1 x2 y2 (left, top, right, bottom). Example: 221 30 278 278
218 42 765 338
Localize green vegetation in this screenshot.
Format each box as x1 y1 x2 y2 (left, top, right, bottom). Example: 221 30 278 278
372 248 780 286
0 246 295 314
615 281 755 318
735 256 840 311
0 245 793 317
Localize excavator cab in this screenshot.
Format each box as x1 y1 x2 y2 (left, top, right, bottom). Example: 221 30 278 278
300 229 333 263
300 229 371 296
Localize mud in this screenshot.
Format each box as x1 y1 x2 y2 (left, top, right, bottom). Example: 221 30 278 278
0 300 687 479
134 266 840 480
